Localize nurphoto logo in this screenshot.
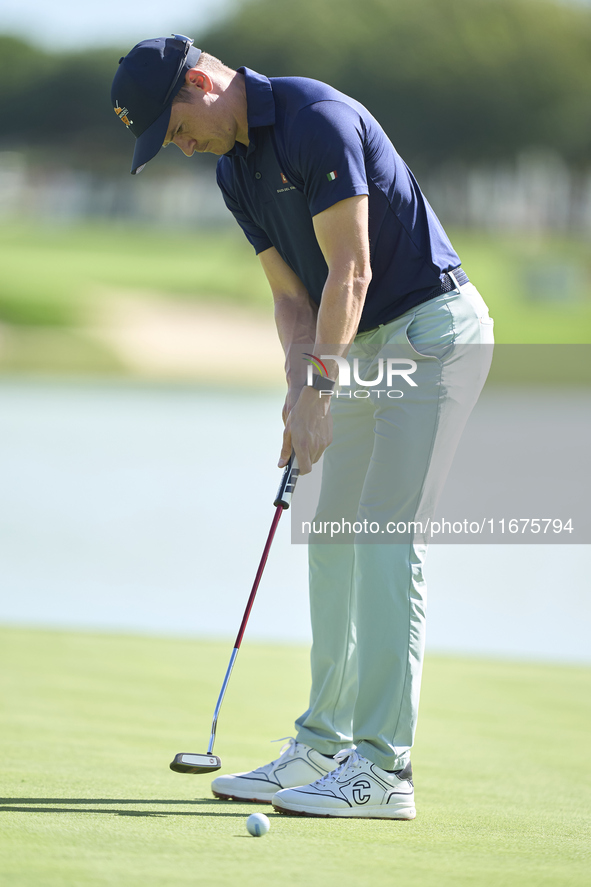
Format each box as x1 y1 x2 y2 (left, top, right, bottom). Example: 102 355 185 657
304 353 418 399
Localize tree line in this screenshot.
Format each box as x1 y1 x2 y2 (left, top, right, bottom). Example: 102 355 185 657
1 0 590 173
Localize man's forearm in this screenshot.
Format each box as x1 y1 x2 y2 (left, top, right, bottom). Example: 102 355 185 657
313 268 371 380
310 195 372 379
273 260 370 474
261 197 371 473
274 293 318 390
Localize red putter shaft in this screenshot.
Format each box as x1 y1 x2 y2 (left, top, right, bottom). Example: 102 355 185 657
203 455 299 756
234 503 283 649
170 455 299 772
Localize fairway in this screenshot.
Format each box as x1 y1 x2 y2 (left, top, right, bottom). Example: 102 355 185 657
0 628 589 886
1 222 590 345
1 222 589 380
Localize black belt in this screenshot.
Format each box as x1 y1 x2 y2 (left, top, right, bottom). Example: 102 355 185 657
358 267 470 335
433 266 469 296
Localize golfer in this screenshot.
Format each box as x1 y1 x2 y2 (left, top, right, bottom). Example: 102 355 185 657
111 35 494 819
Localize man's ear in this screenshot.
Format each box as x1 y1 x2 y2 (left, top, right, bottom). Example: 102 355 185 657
185 67 213 93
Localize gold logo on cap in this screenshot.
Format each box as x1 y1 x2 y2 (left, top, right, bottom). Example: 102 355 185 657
114 102 133 128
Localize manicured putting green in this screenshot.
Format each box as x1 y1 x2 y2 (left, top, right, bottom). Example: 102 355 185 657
0 627 589 886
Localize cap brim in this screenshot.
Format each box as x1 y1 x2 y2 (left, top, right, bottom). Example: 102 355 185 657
131 104 172 175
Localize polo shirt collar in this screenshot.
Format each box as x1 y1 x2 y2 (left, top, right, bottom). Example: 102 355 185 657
226 67 275 158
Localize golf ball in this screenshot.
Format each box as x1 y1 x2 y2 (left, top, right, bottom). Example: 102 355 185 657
246 813 270 837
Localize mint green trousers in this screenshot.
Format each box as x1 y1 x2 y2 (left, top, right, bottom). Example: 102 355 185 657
295 282 494 770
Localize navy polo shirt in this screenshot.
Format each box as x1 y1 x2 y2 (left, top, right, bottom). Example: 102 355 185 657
216 68 461 332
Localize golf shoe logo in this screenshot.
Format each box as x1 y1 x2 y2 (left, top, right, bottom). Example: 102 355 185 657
335 772 384 807
352 779 371 805
335 771 412 808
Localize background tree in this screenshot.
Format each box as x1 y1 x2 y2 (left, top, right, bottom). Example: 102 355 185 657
203 0 591 169
0 0 589 171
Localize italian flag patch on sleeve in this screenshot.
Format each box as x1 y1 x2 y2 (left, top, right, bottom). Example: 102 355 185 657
327 170 338 181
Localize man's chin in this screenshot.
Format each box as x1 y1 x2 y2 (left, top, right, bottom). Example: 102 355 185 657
196 140 232 156
200 142 220 155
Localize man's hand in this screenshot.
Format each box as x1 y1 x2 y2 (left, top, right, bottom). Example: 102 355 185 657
279 386 333 474
282 385 303 426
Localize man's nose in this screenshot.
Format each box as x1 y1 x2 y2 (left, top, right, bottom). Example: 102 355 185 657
175 136 193 156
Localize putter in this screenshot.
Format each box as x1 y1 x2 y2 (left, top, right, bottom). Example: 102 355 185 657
170 454 300 774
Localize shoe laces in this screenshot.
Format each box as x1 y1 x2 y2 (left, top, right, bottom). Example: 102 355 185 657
314 748 361 786
270 736 299 761
252 737 299 775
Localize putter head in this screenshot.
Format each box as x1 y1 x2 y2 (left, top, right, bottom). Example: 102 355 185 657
170 752 222 774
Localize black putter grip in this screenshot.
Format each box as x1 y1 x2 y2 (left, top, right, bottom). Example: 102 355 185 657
273 454 300 509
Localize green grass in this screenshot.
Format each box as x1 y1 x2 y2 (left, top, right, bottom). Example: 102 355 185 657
451 229 591 344
0 627 589 886
0 222 270 326
0 222 590 342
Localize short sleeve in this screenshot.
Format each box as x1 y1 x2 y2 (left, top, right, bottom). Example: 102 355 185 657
216 164 273 255
288 101 369 217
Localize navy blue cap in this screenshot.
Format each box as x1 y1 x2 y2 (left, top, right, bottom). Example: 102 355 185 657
111 35 202 175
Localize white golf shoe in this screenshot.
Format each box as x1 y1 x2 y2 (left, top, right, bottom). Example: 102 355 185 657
272 748 416 819
211 737 336 803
